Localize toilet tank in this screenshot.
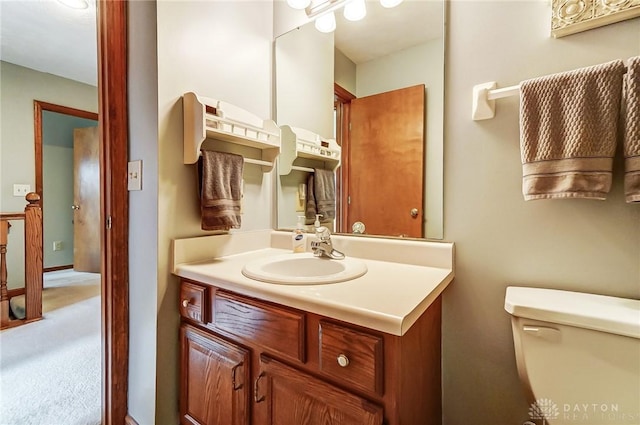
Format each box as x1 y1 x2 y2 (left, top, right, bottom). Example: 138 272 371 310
505 287 640 425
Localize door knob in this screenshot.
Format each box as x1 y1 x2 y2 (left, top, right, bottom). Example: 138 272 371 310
410 208 418 217
352 221 365 234
71 204 80 210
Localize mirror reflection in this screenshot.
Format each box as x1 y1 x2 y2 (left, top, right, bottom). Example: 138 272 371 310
276 0 445 239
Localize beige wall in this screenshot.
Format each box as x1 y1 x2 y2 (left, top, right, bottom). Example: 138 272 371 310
0 61 97 287
154 1 274 422
443 2 640 424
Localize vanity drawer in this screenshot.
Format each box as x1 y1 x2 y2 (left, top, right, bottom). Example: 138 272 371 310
319 320 384 396
180 281 207 324
212 290 306 363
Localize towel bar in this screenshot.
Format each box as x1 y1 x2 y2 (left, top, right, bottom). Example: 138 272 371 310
291 165 315 173
472 64 628 121
244 158 273 167
472 82 520 121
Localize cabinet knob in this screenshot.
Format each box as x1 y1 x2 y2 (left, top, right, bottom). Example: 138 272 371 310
182 299 189 308
337 354 350 367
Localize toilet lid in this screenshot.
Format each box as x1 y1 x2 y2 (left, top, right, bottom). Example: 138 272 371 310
504 286 640 339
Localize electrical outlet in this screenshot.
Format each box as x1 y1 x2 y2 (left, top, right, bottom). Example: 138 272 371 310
53 241 63 251
13 184 31 197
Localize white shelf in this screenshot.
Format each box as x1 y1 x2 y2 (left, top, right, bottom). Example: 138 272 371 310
183 92 280 172
278 125 340 175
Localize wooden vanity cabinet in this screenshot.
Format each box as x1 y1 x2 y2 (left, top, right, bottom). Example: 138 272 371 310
179 278 442 425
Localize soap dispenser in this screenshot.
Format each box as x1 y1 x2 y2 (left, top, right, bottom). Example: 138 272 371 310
292 215 306 253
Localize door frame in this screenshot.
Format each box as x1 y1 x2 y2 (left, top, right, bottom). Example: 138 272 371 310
31 1 129 423
97 0 129 423
334 84 355 234
34 101 99 207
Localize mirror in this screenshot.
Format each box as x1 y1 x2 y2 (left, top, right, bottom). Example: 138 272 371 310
275 0 445 240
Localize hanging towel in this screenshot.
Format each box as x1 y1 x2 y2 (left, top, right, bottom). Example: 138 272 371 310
305 173 317 224
519 60 626 200
314 168 336 221
624 56 640 203
198 150 243 231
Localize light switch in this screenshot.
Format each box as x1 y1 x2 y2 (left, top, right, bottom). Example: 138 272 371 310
127 160 142 191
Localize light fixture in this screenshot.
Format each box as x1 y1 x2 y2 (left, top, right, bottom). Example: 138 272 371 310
314 11 336 33
287 0 311 10
56 0 89 9
379 0 403 8
343 0 366 21
290 0 401 33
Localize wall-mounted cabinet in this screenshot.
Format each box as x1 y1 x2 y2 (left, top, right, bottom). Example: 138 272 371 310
278 125 340 175
183 92 280 172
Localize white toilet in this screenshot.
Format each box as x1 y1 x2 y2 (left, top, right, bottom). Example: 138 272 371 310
504 286 640 425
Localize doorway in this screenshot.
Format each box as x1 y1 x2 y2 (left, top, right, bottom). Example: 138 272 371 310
36 103 100 272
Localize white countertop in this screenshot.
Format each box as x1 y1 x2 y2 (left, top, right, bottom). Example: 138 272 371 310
172 230 454 336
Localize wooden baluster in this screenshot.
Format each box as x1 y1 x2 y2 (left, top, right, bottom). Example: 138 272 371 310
0 219 9 327
24 192 43 322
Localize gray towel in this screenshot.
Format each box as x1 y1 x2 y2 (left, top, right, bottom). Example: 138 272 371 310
198 150 243 231
305 174 317 224
313 169 336 221
624 57 640 203
519 60 626 200
304 169 335 224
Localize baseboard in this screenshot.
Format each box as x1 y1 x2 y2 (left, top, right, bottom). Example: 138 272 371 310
43 264 73 273
125 414 139 425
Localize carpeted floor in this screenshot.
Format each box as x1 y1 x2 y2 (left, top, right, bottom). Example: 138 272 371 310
0 270 102 425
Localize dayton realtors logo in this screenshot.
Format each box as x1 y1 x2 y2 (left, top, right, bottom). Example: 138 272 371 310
528 398 560 425
523 399 638 424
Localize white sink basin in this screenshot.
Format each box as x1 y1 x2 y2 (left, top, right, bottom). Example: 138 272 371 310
241 252 367 285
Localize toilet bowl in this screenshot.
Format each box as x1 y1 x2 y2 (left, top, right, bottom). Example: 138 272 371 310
504 287 640 425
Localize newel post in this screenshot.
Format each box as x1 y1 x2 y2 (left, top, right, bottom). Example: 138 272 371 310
24 192 43 321
0 218 9 326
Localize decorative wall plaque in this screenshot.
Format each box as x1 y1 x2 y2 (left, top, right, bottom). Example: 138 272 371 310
552 0 640 37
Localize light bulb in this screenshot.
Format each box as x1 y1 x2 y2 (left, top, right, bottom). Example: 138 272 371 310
344 0 366 21
315 12 336 33
287 0 311 9
380 0 403 8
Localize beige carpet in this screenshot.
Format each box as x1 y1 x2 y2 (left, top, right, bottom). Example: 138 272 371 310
0 270 101 425
10 273 100 319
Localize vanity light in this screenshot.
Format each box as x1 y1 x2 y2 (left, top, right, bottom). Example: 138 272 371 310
315 11 337 33
379 0 403 8
291 0 403 33
287 0 312 10
343 0 366 21
56 0 89 9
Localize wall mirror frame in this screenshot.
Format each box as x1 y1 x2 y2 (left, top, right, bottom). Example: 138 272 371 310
274 0 446 240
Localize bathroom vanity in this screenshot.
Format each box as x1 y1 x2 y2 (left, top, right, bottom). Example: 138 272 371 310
173 230 454 425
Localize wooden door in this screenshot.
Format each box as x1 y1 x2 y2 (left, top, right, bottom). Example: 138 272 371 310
255 355 383 425
180 324 250 425
346 85 425 238
73 127 100 272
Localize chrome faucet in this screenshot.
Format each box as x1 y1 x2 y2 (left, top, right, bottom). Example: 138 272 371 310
311 226 345 260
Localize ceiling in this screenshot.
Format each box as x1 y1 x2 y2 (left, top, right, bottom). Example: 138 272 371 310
0 0 97 86
335 0 444 64
0 0 442 87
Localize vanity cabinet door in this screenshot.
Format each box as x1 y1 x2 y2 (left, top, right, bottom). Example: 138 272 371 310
254 355 383 425
180 324 250 425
